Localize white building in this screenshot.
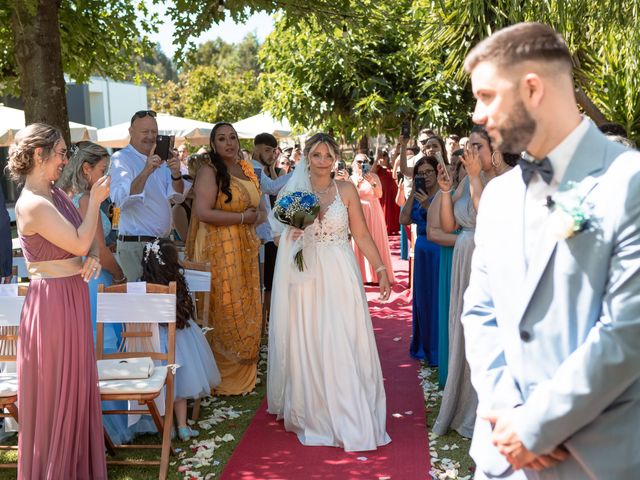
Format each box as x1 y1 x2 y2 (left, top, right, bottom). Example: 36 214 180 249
66 76 148 129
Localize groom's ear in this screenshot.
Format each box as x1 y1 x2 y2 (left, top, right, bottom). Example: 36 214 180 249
521 72 545 109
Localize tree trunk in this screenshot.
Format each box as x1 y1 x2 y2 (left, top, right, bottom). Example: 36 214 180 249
357 134 368 154
11 0 71 144
575 85 608 126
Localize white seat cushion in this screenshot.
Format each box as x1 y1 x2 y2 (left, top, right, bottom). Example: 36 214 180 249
99 366 167 395
0 373 17 397
97 357 155 380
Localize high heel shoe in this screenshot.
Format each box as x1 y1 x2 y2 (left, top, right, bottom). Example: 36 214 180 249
178 426 199 441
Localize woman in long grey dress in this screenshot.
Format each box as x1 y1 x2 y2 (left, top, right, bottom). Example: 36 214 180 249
433 126 513 437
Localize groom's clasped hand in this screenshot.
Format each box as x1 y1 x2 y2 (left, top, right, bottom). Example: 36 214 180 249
482 409 570 471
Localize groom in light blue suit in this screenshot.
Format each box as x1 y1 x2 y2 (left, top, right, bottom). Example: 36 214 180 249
460 22 640 479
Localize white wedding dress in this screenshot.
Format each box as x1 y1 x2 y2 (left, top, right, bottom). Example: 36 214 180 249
267 182 391 452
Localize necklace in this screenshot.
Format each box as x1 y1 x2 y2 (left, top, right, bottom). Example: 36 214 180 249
312 181 333 195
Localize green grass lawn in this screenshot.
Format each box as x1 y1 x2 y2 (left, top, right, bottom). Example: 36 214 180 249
421 366 475 480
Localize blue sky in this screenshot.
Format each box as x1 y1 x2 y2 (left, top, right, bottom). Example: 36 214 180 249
147 4 275 57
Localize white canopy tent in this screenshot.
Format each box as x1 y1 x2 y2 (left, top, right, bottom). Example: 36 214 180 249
233 112 292 140
0 104 98 146
96 113 215 148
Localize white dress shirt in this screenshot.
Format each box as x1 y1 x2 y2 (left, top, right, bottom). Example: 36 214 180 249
110 144 190 237
250 159 291 242
523 117 590 266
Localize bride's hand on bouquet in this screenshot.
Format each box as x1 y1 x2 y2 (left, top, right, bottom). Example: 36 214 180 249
378 271 391 301
289 227 304 241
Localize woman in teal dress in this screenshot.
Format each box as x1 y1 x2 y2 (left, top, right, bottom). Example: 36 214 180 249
427 166 464 387
62 141 132 444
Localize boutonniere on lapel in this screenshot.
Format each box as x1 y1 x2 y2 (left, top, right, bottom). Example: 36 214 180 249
546 181 592 240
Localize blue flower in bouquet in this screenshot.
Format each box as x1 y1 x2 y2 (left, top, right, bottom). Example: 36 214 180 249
279 195 294 210
273 191 321 271
299 193 317 210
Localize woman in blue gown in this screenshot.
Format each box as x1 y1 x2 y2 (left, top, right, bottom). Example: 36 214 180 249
400 156 441 365
62 141 132 444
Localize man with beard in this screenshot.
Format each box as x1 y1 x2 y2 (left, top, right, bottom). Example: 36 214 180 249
462 22 640 479
251 133 291 329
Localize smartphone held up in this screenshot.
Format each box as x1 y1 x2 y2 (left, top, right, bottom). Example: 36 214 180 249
435 151 451 183
155 135 175 161
414 175 427 194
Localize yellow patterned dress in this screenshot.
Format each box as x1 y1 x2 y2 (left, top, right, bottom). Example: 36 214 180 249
186 161 262 395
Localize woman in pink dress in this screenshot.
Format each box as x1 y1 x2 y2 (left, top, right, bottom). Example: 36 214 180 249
348 154 395 284
8 123 110 479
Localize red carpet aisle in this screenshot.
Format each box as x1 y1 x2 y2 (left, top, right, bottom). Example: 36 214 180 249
221 236 430 479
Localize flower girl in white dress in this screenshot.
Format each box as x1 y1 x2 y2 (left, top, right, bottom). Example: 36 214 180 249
267 133 392 452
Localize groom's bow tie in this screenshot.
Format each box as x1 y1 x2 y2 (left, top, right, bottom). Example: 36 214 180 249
518 152 554 185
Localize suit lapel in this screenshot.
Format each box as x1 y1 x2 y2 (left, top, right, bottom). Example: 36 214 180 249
515 123 607 324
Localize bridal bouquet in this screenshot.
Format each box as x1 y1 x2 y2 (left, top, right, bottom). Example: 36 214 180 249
273 191 320 271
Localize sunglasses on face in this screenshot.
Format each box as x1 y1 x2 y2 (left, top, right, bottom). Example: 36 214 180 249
130 110 157 125
418 139 429 145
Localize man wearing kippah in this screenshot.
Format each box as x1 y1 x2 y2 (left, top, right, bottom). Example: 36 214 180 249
462 22 640 479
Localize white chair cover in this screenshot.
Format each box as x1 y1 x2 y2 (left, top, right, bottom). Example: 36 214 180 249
184 269 211 293
96 284 176 426
0 284 20 432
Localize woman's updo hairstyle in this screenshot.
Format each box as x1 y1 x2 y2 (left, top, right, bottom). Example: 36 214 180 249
6 123 63 183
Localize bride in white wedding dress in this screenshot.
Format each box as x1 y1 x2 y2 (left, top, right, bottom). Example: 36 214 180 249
267 133 392 452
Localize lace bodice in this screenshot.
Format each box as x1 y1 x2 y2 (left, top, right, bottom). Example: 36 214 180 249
307 192 350 246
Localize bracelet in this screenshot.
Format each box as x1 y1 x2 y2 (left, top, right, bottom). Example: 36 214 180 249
113 275 127 284
240 212 245 224
375 265 387 273
441 189 452 194
171 174 182 181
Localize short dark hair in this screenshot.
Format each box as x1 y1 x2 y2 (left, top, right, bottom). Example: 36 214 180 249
464 22 572 74
254 132 278 148
413 155 439 176
418 128 436 138
447 134 460 142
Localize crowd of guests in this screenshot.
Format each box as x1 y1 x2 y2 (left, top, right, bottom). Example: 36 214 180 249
3 97 638 476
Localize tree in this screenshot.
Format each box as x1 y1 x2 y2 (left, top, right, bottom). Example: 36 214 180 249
186 34 260 75
260 1 436 141
411 0 640 141
2 0 158 141
149 34 264 123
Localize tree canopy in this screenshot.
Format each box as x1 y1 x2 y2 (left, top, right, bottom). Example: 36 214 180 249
149 35 264 123
255 0 640 141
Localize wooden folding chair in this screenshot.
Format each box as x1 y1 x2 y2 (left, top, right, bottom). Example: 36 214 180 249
0 284 27 469
11 250 26 283
96 282 176 480
180 259 211 421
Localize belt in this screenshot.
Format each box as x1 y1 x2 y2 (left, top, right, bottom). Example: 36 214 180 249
27 257 83 279
117 235 163 243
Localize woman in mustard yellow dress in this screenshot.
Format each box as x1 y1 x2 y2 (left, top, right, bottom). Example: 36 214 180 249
187 122 266 395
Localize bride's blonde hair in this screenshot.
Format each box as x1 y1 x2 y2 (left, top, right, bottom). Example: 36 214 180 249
303 133 340 163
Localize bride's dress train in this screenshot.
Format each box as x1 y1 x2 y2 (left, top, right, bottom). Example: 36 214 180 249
267 184 391 452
